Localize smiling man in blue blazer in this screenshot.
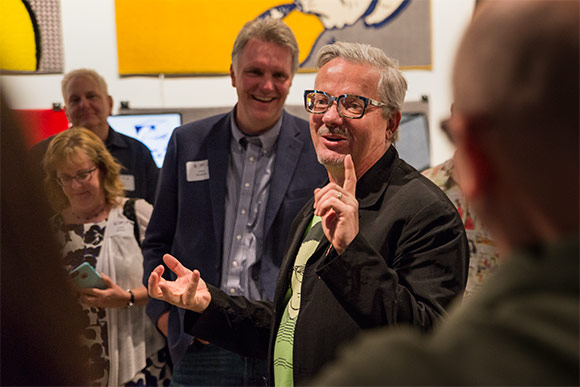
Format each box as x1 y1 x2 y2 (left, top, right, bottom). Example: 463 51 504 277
142 18 326 386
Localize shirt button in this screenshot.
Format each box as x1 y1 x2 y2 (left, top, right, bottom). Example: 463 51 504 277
244 182 250 188
249 156 255 162
236 234 242 240
232 261 239 267
229 288 236 294
241 209 247 215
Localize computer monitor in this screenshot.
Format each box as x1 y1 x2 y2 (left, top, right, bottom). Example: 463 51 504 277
107 112 182 168
395 112 431 171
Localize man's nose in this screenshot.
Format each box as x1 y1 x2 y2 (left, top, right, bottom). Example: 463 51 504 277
78 97 90 108
322 100 342 124
260 75 275 91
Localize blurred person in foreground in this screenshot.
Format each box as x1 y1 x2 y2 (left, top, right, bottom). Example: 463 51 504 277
43 127 170 386
147 40 468 386
30 68 159 204
423 122 501 298
313 1 579 385
423 0 502 300
1 92 88 386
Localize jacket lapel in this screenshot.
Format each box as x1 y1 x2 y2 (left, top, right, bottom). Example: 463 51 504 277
263 112 306 237
207 113 232 248
273 200 314 308
356 145 400 209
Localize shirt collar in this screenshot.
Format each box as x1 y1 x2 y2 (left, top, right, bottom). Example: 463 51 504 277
104 126 127 149
230 107 282 154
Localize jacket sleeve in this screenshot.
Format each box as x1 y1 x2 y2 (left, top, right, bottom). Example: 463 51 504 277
142 132 179 325
317 200 468 331
184 285 274 359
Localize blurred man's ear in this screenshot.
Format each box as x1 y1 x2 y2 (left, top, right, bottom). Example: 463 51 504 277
230 64 237 87
452 115 494 202
107 95 113 116
64 105 71 123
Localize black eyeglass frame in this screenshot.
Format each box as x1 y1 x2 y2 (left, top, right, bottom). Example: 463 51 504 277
56 167 98 187
304 89 386 119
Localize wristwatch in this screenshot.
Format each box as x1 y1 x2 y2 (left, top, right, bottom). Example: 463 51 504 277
127 289 135 309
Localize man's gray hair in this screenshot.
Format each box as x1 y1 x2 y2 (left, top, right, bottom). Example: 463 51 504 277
61 68 109 100
316 41 407 120
232 18 300 74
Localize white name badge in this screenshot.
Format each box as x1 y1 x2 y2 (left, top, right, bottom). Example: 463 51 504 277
120 174 136 191
110 218 133 236
186 160 210 182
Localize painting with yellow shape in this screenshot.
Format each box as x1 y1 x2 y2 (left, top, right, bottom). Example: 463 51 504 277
115 0 429 75
0 0 38 72
115 0 323 75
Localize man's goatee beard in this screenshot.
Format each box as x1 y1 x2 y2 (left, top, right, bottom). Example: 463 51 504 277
317 154 345 168
315 126 350 168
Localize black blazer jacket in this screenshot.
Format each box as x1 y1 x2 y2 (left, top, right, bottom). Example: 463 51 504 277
187 146 469 384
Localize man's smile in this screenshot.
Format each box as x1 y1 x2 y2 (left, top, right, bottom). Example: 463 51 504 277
252 95 275 103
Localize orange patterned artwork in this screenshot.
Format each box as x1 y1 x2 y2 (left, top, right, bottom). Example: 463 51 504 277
115 0 430 75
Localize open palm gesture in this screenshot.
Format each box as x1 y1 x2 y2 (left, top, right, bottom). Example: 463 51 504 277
148 254 211 313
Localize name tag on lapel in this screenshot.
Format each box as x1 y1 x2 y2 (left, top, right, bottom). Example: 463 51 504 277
120 174 135 191
186 160 210 182
110 218 133 236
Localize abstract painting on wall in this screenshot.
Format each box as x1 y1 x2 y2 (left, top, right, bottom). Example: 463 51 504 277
115 0 431 75
0 0 64 73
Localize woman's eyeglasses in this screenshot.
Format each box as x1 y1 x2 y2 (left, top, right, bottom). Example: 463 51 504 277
56 167 97 187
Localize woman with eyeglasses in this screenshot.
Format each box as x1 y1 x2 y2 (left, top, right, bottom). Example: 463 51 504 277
43 127 170 386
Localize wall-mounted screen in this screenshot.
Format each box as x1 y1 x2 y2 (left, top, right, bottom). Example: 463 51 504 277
107 113 182 168
395 112 431 172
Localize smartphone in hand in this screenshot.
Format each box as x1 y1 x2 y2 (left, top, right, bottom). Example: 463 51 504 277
69 262 107 289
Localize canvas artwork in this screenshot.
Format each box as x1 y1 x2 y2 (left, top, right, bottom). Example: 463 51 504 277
0 0 64 73
115 0 431 75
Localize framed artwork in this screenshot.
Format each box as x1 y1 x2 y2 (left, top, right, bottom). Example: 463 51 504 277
0 0 64 73
115 0 431 75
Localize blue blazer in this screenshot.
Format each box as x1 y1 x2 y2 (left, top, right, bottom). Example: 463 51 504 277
142 110 326 364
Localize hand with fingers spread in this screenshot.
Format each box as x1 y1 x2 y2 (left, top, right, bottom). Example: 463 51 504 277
313 154 359 254
148 254 212 313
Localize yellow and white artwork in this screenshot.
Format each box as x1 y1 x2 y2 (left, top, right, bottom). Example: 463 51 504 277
115 0 430 75
0 0 64 74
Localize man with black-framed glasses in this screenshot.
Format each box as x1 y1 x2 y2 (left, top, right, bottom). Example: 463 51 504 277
147 41 468 386
314 1 579 385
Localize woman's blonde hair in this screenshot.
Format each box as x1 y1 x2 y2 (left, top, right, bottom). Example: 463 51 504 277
43 127 125 211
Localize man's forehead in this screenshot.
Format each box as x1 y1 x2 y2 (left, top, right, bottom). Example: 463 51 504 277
67 75 102 93
238 40 292 66
315 59 380 95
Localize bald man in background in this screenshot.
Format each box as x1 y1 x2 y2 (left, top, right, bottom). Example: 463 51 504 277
313 1 579 385
29 69 159 204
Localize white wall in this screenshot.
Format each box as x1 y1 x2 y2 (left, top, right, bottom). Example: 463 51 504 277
1 0 475 165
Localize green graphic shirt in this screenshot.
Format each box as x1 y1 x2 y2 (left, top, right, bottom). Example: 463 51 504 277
273 215 323 386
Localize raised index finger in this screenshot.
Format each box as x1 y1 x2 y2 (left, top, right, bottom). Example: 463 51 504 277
343 154 357 196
